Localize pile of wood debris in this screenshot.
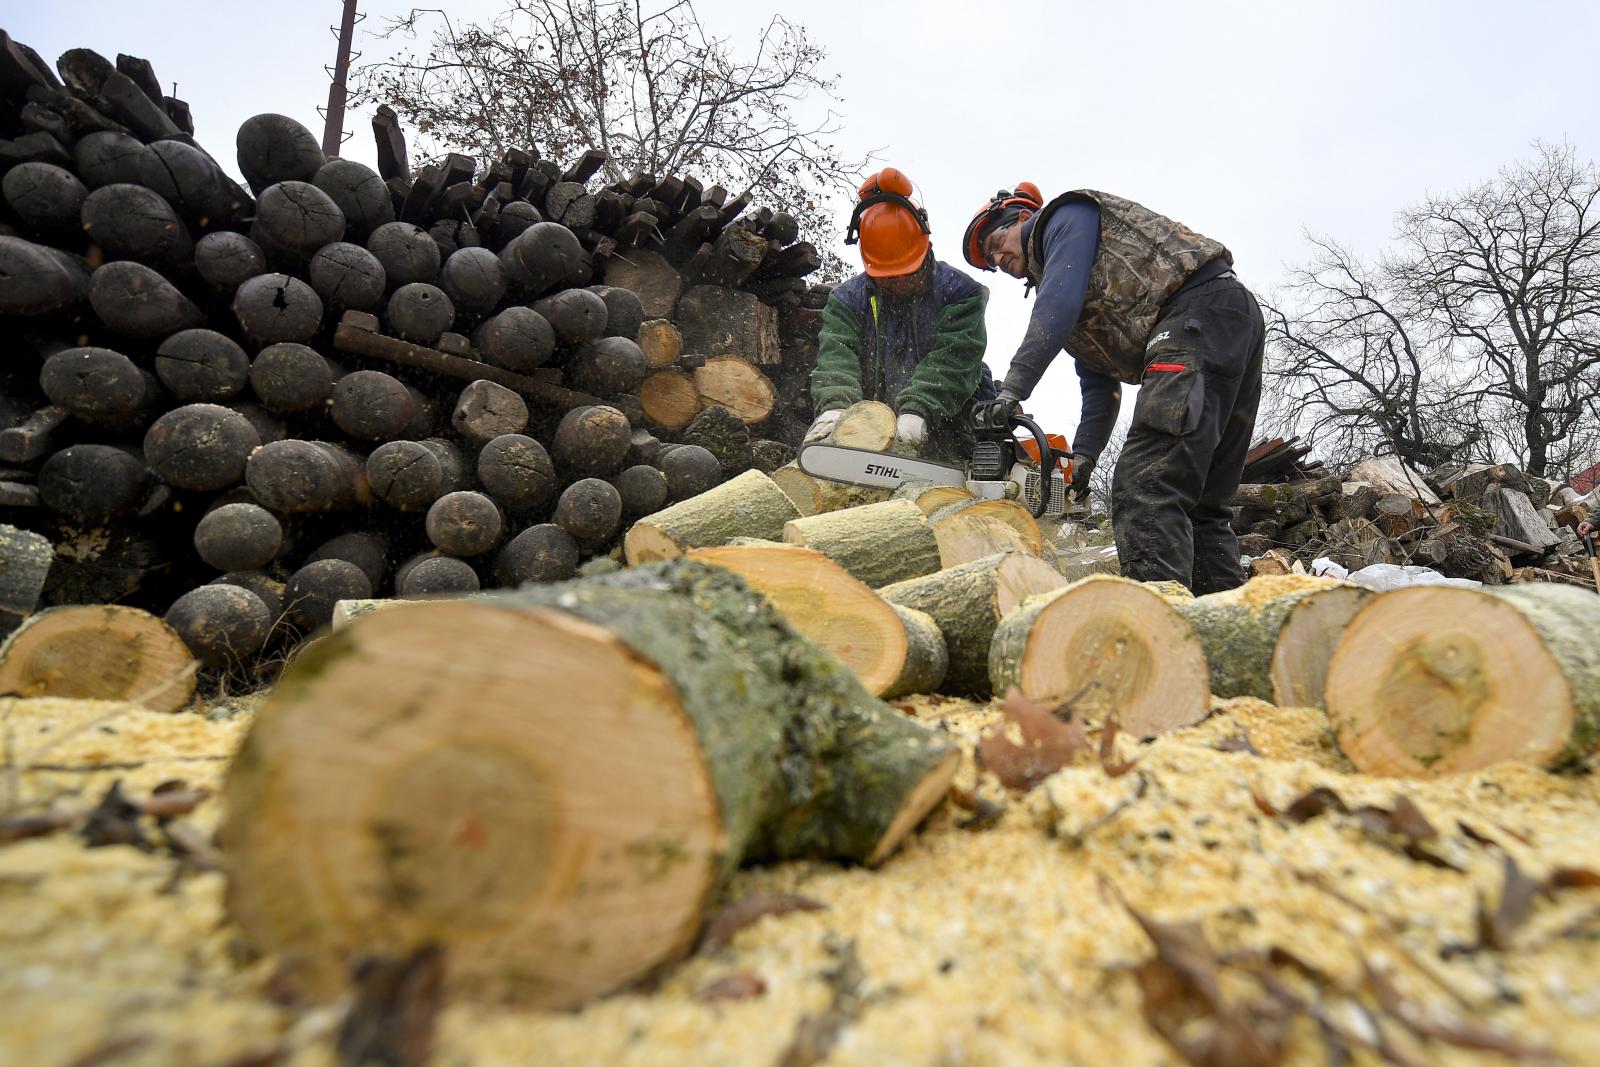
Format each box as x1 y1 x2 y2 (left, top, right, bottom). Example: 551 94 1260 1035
3 690 1596 1067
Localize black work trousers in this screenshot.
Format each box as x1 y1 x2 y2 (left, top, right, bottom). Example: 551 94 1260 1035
1111 275 1265 593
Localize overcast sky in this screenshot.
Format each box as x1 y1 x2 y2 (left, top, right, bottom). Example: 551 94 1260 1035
11 1 1600 443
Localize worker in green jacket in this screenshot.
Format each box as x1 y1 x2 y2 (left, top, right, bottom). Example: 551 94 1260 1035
807 168 996 461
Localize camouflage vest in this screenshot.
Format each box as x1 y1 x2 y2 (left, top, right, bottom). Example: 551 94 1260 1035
1027 189 1230 383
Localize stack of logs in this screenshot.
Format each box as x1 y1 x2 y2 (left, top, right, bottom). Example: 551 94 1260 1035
1230 455 1593 587
0 31 833 667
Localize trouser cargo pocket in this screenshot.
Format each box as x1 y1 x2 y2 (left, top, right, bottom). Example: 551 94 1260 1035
1132 356 1203 436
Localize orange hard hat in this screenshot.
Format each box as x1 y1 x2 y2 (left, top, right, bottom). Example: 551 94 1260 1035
847 167 931 278
962 182 1045 270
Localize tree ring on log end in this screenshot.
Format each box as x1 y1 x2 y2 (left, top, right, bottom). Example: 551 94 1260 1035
0 605 195 711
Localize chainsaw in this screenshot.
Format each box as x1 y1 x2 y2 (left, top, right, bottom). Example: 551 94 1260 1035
797 411 1074 518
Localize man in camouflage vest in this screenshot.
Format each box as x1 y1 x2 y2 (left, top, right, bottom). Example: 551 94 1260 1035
963 184 1264 593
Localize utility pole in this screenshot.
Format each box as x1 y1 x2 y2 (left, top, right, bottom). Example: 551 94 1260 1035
321 0 361 158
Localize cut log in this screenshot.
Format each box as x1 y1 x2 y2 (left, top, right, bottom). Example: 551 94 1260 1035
81 182 191 266
308 241 387 310
591 285 643 340
500 221 584 295
251 180 345 261
534 288 608 345
438 246 507 315
236 113 325 194
143 404 260 491
749 438 796 474
496 523 581 585
194 231 266 291
554 478 622 544
72 131 152 189
427 490 504 557
400 556 480 597
675 285 780 367
452 380 529 446
881 553 1069 698
472 306 556 372
39 346 152 425
233 272 323 344
385 282 455 345
155 329 251 402
1345 457 1440 504
91 260 204 338
366 221 441 285
658 444 723 501
1482 486 1562 551
624 469 798 564
929 499 1043 556
285 559 373 630
691 357 774 425
193 502 283 572
1326 583 1600 775
690 542 946 698
639 368 702 430
38 444 148 522
1229 475 1341 509
1267 585 1375 709
137 140 235 226
221 560 957 1007
0 523 52 637
477 434 559 515
0 236 89 315
313 158 394 236
3 161 86 236
782 499 940 589
988 575 1210 737
246 440 354 513
307 532 390 591
165 584 272 665
637 319 682 368
568 336 648 396
831 400 897 450
0 604 194 711
1172 575 1342 700
551 405 631 479
331 371 416 441
681 405 754 477
420 438 471 494
601 248 682 319
250 343 334 414
894 479 977 516
930 510 1034 569
611 464 669 520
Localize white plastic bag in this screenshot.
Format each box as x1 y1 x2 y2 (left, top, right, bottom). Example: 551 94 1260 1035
1312 557 1480 590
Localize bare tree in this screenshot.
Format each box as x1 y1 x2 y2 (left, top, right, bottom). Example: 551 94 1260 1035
1267 143 1600 479
354 0 867 273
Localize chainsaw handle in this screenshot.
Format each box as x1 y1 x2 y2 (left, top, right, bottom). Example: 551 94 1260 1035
1009 413 1057 518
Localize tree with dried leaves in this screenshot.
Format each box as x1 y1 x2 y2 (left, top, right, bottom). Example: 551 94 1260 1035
355 0 867 274
1265 143 1600 480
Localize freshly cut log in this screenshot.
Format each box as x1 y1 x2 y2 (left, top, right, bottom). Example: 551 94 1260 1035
400 556 480 596
233 272 323 344
473 306 556 371
38 444 148 522
637 319 682 368
0 604 195 711
452 380 528 445
1172 575 1341 701
193 502 282 572
477 434 558 515
691 356 774 425
1267 585 1375 708
881 552 1068 697
554 479 622 544
1326 583 1600 776
250 343 334 414
367 221 440 285
639 368 702 430
658 444 723 501
988 575 1210 737
831 400 897 450
930 499 1043 556
674 284 780 366
0 523 51 637
143 404 260 491
551 405 631 479
427 491 504 557
285 559 372 630
624 469 798 564
221 560 957 1007
782 499 940 589
91 260 203 337
155 329 251 402
165 585 272 665
769 463 825 516
894 479 976 516
930 510 1034 569
690 542 946 698
308 241 386 310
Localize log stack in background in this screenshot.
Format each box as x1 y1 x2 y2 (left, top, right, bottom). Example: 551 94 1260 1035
0 32 832 675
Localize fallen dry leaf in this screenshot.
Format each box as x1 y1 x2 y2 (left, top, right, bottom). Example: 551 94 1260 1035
698 970 767 1003
1478 853 1540 951
1097 713 1138 778
1213 730 1261 756
977 688 1088 791
336 944 446 1067
699 891 826 952
79 781 150 851
1364 960 1554 1061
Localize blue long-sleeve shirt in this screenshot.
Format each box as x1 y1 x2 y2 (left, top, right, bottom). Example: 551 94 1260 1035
1002 200 1121 460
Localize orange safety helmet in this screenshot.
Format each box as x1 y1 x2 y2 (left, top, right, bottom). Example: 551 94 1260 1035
962 182 1045 270
846 167 931 278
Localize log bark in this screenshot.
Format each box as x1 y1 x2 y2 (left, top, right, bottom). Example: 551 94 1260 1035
601 249 682 319
624 469 798 563
880 553 1068 698
1267 585 1374 709
782 499 941 589
1229 474 1341 509
1172 575 1342 700
681 405 754 477
1482 486 1561 550
427 490 505 557
639 368 702 430
0 523 51 637
165 584 272 665
675 284 780 366
0 604 194 711
1326 583 1600 775
690 542 947 698
691 356 774 425
988 575 1210 737
221 559 957 1007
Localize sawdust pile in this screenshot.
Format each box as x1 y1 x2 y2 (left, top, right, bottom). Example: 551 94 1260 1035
2 692 1598 1066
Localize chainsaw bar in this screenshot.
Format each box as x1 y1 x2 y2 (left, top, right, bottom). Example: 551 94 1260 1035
797 443 968 490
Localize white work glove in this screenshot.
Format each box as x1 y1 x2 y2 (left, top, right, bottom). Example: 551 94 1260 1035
895 412 927 451
804 409 843 443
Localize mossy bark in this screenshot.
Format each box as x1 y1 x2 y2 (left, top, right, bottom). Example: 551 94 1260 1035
1173 580 1328 700
623 469 799 564
783 499 940 588
883 603 948 699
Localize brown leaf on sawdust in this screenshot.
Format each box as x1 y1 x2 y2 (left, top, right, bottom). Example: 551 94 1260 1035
335 944 445 1067
698 892 826 952
0 811 76 843
1548 866 1600 889
977 688 1087 791
776 938 864 1067
1284 786 1348 823
698 970 767 1003
1364 960 1554 1061
79 781 150 850
1478 853 1541 951
1213 730 1261 756
1098 713 1138 778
